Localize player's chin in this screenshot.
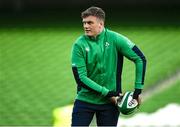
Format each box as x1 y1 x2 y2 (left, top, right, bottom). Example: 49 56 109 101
85 32 93 36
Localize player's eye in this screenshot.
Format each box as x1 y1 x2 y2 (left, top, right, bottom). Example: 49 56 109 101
82 21 94 25
87 21 93 24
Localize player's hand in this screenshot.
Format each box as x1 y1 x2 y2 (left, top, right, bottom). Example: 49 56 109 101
109 96 119 105
109 93 123 105
134 95 142 108
133 89 142 108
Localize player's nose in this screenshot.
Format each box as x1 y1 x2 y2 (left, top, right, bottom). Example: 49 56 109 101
83 23 90 29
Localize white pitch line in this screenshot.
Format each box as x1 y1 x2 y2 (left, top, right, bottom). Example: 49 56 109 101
142 70 180 101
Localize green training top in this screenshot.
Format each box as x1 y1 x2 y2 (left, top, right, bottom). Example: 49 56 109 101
71 28 146 104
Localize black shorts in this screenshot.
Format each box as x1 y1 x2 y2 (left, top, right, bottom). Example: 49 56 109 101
71 99 120 126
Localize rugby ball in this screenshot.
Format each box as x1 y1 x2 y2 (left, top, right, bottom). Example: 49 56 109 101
117 91 138 115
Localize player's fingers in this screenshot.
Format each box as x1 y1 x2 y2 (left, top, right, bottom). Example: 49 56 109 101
136 96 142 108
119 93 123 96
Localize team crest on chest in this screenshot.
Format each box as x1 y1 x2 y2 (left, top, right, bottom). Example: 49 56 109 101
105 42 110 47
85 47 90 52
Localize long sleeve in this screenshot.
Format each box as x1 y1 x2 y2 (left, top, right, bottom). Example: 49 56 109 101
71 43 109 96
115 34 147 89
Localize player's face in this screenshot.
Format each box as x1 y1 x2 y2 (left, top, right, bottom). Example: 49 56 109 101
82 16 104 37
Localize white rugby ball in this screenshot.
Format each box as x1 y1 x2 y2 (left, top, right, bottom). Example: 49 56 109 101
117 91 138 115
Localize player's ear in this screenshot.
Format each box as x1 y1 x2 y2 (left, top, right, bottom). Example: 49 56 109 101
100 20 104 26
98 20 104 29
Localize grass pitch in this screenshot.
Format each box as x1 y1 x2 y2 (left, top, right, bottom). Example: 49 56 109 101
0 23 180 125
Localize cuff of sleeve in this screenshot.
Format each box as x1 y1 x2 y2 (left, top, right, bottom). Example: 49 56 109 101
105 91 119 98
101 87 109 96
133 88 142 99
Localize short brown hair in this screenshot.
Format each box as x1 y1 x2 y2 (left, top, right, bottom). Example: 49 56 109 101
81 6 105 22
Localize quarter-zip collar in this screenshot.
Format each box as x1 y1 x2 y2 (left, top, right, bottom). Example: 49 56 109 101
85 28 105 42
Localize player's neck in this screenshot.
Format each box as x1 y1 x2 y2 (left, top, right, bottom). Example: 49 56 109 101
92 27 104 38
